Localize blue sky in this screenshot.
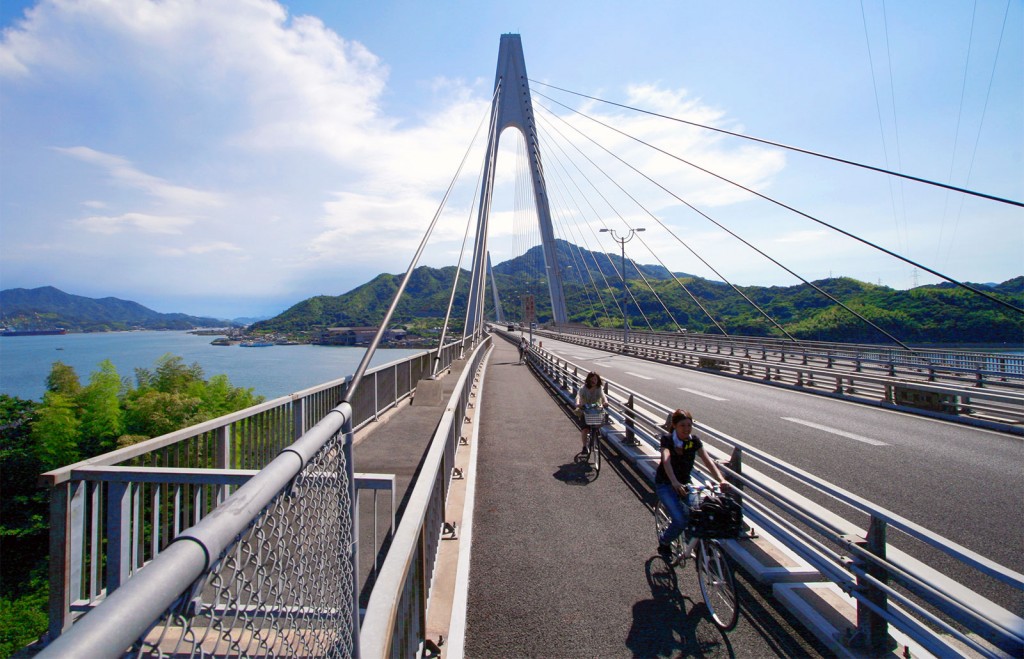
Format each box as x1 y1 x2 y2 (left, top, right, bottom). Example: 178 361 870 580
1 0 1021 319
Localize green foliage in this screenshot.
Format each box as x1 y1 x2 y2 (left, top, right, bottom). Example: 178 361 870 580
248 239 1023 346
0 396 46 541
78 360 124 455
0 396 48 658
0 358 264 650
0 285 231 332
31 392 82 471
45 361 81 397
0 564 48 658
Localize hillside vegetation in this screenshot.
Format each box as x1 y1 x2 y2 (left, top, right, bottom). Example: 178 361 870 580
0 286 231 332
253 242 1023 345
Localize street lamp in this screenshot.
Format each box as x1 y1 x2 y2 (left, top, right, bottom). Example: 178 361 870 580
600 227 645 348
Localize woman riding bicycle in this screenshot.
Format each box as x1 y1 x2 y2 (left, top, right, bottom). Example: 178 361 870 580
656 409 731 558
575 371 607 455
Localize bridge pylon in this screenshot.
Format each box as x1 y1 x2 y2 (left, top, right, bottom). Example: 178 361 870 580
466 33 569 334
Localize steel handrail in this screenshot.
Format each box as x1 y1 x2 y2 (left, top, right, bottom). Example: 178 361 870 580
360 335 493 658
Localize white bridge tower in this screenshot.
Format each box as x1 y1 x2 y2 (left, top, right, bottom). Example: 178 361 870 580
466 34 569 333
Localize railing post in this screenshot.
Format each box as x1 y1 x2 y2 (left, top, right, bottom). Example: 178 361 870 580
47 480 82 640
105 481 132 594
849 517 896 654
216 425 231 470
293 396 306 441
623 394 638 446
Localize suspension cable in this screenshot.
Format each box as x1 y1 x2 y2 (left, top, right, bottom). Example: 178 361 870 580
535 101 916 350
544 190 605 319
346 86 495 401
434 94 495 374
529 80 1023 208
536 107 790 339
540 128 685 332
534 89 1024 318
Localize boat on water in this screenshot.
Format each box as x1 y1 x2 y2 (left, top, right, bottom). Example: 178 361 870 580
240 341 274 347
1 328 68 337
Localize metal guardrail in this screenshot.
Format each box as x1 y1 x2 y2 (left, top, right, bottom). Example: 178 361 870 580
540 326 1024 430
557 326 1024 380
38 336 474 650
359 335 493 658
522 335 1024 658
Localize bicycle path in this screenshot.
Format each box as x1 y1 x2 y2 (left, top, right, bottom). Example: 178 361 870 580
463 335 830 658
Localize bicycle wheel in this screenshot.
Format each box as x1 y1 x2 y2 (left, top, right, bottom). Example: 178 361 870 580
588 427 601 474
695 539 739 631
653 501 683 566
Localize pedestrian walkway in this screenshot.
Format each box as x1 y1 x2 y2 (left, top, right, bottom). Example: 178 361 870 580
353 357 469 606
462 336 827 657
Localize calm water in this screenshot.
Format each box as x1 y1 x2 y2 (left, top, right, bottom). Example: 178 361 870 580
0 331 424 401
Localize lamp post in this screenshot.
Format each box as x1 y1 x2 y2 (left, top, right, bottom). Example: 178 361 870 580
600 227 644 348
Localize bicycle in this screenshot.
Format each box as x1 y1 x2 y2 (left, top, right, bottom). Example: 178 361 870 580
580 404 605 475
654 484 740 631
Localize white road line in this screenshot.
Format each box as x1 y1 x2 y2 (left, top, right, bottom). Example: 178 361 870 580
678 387 727 402
782 417 888 446
625 371 654 380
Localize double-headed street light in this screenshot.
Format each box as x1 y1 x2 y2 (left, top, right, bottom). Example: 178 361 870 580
600 227 645 348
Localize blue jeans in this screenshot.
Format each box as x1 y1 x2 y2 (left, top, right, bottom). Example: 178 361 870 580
656 481 694 546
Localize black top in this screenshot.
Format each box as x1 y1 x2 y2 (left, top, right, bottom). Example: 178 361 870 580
654 431 703 485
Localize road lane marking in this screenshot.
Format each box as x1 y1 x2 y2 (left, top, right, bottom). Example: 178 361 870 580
782 417 888 446
678 387 727 402
625 371 653 380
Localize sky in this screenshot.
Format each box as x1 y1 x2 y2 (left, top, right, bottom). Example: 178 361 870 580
1 0 1021 320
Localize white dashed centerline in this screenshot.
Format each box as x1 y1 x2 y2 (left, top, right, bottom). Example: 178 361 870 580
678 387 727 402
625 372 653 380
782 417 888 446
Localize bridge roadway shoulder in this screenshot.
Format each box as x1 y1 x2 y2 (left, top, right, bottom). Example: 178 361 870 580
462 336 828 658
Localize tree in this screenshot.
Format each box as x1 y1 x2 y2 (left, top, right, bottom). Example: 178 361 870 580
31 392 81 471
45 361 81 397
79 359 124 455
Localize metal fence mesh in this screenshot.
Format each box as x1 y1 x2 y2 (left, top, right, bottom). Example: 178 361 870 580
135 433 356 658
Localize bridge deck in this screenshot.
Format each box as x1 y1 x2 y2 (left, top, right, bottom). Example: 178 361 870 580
463 337 829 657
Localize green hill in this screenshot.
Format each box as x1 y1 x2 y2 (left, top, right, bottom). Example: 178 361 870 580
252 244 1024 346
0 286 232 332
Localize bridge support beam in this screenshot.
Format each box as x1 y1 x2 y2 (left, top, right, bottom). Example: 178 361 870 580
466 34 569 334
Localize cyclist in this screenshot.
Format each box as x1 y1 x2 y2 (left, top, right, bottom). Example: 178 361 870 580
517 337 527 364
575 371 607 455
656 409 731 558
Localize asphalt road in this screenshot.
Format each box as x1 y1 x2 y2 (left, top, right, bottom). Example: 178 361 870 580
464 338 831 658
535 334 1024 616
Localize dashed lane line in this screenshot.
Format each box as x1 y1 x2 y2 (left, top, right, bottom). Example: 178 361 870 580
781 417 888 446
625 371 654 380
678 387 727 402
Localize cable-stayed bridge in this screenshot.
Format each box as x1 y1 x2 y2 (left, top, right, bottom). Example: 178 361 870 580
36 34 1022 658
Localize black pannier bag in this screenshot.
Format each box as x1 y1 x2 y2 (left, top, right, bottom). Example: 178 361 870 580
688 492 743 539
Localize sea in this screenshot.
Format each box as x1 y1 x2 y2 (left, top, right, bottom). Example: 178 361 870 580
0 331 425 402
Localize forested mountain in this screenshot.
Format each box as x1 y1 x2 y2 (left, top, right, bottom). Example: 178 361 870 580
0 286 232 332
253 242 1024 345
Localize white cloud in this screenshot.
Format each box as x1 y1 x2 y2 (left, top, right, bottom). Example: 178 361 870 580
159 241 244 257
55 147 225 207
0 0 793 313
76 212 194 234
773 229 830 244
